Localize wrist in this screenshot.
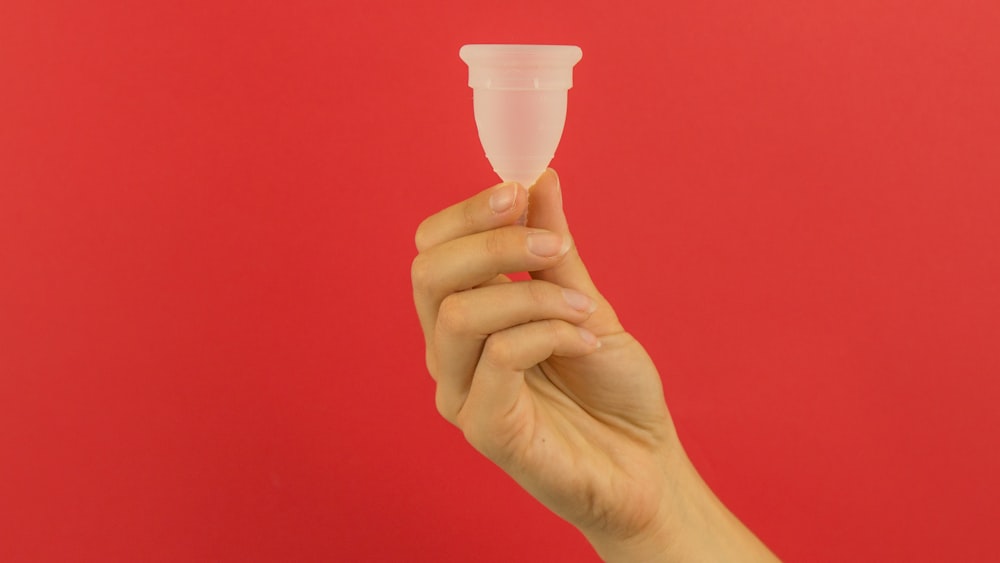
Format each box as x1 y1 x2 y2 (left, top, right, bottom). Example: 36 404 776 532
580 448 692 562
584 516 678 563
583 447 778 563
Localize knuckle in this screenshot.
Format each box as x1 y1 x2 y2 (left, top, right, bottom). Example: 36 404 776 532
462 199 479 230
436 294 470 335
483 228 506 257
413 216 441 252
414 217 432 251
481 333 516 369
537 319 563 350
410 253 432 290
546 319 568 345
525 280 551 307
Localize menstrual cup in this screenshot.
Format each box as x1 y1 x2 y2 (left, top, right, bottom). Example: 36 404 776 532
459 44 583 188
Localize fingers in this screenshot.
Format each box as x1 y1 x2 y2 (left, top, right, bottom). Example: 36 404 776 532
432 280 597 421
456 318 601 457
411 225 573 339
415 181 529 252
411 170 616 437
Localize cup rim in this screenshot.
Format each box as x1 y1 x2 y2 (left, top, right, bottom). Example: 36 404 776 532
460 44 583 67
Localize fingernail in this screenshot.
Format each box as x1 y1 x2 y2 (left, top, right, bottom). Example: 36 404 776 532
562 288 597 313
489 183 518 214
577 326 601 348
527 231 570 257
546 168 563 206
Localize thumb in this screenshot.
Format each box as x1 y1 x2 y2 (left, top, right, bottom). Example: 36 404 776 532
527 169 622 331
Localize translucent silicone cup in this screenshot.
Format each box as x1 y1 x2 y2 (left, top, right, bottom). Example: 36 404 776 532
459 44 583 188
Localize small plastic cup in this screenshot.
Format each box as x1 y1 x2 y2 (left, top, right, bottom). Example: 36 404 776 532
459 44 583 188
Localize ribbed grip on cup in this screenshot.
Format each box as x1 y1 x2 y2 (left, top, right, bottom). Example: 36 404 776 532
460 44 583 91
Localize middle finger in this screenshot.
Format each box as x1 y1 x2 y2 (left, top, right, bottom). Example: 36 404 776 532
411 225 572 340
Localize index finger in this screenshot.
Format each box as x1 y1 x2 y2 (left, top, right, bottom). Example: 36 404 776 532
415 181 528 252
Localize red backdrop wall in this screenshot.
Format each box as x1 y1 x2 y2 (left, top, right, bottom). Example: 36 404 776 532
2 1 998 561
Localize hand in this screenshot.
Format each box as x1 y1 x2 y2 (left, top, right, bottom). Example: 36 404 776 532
412 170 778 562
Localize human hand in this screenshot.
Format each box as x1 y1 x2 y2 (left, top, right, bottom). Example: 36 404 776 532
412 170 777 562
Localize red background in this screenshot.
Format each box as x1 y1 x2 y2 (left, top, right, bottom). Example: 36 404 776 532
2 1 999 561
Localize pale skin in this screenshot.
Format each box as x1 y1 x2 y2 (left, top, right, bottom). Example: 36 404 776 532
412 169 780 562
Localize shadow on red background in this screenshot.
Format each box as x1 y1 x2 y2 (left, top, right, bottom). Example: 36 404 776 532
2 1 998 561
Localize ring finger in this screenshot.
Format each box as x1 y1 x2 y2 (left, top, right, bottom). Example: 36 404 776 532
432 280 597 422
